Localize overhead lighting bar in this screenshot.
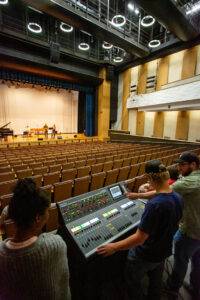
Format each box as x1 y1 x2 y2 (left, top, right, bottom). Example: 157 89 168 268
110 15 126 28
127 3 134 11
148 39 161 48
60 22 73 33
78 42 90 51
141 15 155 27
186 3 200 15
113 57 123 63
102 42 113 49
0 0 8 4
27 22 42 34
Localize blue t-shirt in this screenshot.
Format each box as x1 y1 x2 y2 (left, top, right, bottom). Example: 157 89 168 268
128 191 183 263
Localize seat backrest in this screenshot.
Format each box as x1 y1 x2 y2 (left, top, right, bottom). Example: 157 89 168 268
105 156 113 162
49 164 61 173
62 162 75 170
0 166 12 173
138 155 146 164
75 160 86 168
43 160 55 167
45 204 58 232
104 169 119 186
0 172 15 183
133 175 148 192
62 168 77 181
16 169 32 179
53 180 73 202
43 172 60 186
130 156 139 165
0 180 18 196
40 185 52 200
30 175 43 188
96 157 105 164
137 162 146 176
13 165 29 172
103 161 113 172
0 193 13 211
29 162 43 169
91 163 103 174
77 166 91 178
122 158 131 167
125 178 136 192
113 159 123 169
128 164 140 179
86 158 96 166
73 176 90 196
90 172 106 191
33 166 48 176
117 166 130 182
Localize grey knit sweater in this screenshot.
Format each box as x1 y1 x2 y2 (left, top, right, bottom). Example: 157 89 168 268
0 233 71 300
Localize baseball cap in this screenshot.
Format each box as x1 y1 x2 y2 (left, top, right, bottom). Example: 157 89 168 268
175 152 200 164
145 160 166 174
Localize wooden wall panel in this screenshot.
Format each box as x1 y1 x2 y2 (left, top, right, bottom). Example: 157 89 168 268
176 47 197 140
136 111 145 136
122 68 131 130
98 68 111 139
153 112 164 138
156 56 169 91
137 64 147 94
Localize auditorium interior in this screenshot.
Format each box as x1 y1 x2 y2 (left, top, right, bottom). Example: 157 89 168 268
0 0 200 299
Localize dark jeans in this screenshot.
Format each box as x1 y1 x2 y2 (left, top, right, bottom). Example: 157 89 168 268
125 251 164 300
168 230 200 295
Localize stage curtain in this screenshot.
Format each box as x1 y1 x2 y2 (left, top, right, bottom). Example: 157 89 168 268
0 84 78 134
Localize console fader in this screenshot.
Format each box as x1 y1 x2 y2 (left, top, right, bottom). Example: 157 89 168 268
58 183 145 259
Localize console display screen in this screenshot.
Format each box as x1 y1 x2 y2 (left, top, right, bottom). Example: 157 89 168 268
110 186 122 199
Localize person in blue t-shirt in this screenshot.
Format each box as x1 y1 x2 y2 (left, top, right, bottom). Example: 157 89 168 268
97 160 183 300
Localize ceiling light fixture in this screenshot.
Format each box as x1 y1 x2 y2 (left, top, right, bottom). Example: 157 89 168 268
102 42 113 49
110 15 126 28
186 3 200 15
134 8 139 15
127 3 134 11
113 57 123 63
60 22 73 32
78 42 90 51
27 22 42 34
0 0 8 4
148 39 161 48
141 15 155 27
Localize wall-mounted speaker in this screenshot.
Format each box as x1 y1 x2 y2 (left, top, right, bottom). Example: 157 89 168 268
50 42 60 64
38 138 43 141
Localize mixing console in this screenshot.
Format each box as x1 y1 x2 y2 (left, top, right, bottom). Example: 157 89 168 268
58 183 145 259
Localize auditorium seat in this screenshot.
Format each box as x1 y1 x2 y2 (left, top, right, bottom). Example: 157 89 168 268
96 157 105 164
0 193 13 211
86 158 96 166
33 166 48 175
113 159 123 169
122 157 131 167
43 172 60 186
40 185 52 200
105 156 113 162
49 164 61 173
117 166 130 182
90 172 106 191
29 162 43 169
73 176 90 196
131 156 139 165
62 162 75 170
13 164 29 172
43 160 55 167
138 155 146 163
0 164 10 170
0 166 12 174
125 178 136 192
45 204 58 232
104 169 119 186
75 160 86 168
57 158 67 165
129 164 140 179
133 175 148 192
0 172 15 183
91 163 103 174
77 166 91 178
54 180 73 202
30 175 43 188
62 168 77 181
16 169 32 179
145 153 151 161
103 161 113 172
0 180 18 196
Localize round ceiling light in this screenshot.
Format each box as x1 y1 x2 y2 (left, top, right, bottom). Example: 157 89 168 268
110 15 126 28
127 3 134 11
113 57 123 63
141 15 155 27
60 22 73 33
102 42 113 50
0 0 8 4
135 8 139 15
27 22 42 34
78 42 90 51
148 39 161 48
